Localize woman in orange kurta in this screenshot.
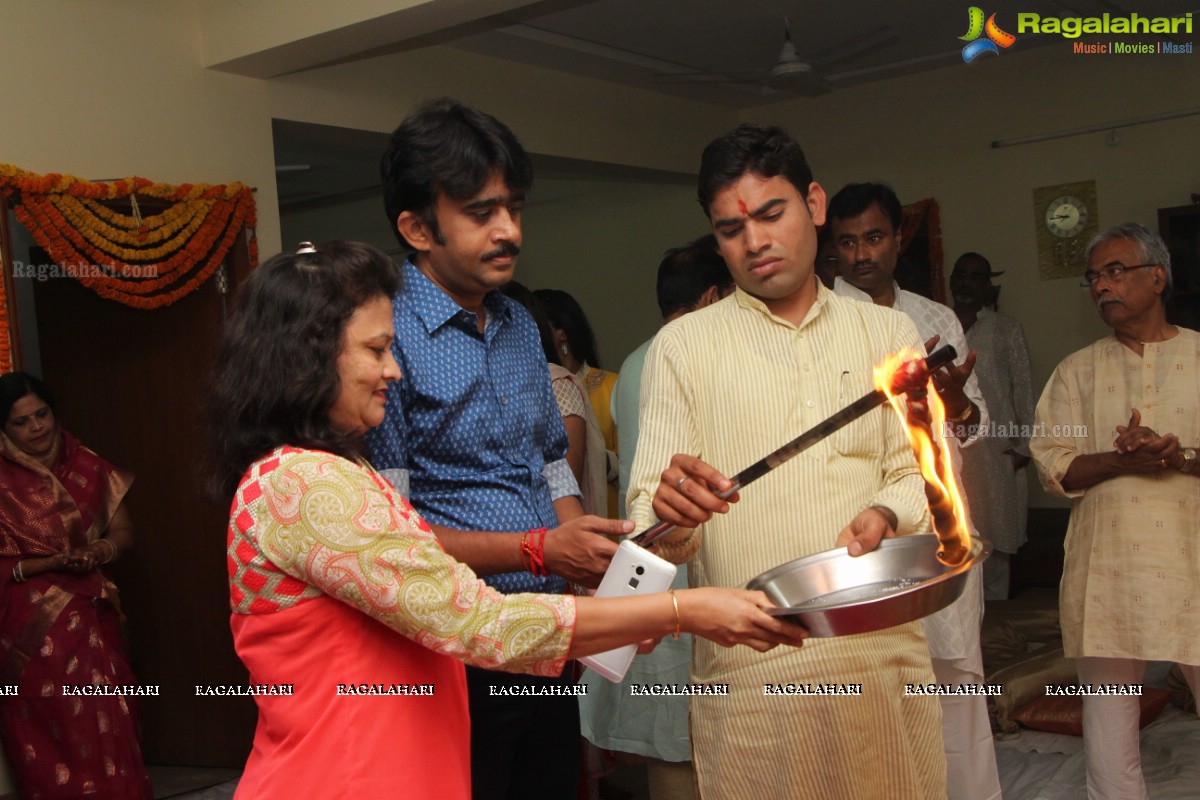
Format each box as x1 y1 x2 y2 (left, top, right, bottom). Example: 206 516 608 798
206 241 804 799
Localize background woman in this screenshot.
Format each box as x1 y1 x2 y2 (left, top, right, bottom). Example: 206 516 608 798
206 241 804 799
535 288 621 516
501 281 608 517
0 372 153 799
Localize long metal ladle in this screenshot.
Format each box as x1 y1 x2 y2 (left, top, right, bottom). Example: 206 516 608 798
631 344 958 548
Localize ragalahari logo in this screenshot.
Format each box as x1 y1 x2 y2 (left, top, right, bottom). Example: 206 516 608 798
960 7 1017 62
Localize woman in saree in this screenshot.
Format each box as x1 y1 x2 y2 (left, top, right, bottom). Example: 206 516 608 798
205 241 805 799
0 372 153 799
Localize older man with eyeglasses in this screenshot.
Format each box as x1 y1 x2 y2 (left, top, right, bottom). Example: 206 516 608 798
1030 222 1200 800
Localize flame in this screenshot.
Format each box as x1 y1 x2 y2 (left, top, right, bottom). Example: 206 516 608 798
873 349 972 566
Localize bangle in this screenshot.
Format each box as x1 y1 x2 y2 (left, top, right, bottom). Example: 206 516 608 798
669 589 682 640
12 561 26 583
520 528 548 578
94 538 118 565
519 532 532 573
945 401 973 424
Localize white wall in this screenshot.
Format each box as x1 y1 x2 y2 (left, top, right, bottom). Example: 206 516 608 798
518 175 707 367
6 3 1197 508
1 0 734 371
1 2 281 253
0 1 733 261
265 43 733 365
746 43 1200 505
280 194 398 257
749 43 1200 391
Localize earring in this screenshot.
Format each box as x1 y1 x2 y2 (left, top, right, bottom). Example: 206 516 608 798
560 343 569 356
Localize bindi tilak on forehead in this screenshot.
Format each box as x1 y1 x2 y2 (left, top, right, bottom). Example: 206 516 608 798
737 198 748 216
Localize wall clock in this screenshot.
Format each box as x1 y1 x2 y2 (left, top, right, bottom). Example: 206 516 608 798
1045 196 1088 238
1033 180 1099 280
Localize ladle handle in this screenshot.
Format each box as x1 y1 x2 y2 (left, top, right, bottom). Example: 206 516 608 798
631 345 957 548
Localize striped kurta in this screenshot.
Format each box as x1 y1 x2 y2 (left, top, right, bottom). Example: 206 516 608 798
629 284 947 800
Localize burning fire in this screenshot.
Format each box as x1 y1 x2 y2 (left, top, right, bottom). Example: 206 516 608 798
873 349 972 566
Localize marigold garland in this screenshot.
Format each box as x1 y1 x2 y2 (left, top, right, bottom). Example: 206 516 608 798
13 196 249 300
0 163 257 312
22 195 219 273
61 195 205 248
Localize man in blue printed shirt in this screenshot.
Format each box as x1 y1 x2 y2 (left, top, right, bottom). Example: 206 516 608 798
365 98 628 800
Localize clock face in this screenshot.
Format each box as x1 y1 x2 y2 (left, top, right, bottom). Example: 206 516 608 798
1045 195 1089 238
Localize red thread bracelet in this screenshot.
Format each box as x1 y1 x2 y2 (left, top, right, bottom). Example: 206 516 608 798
521 527 549 578
519 532 532 573
532 527 547 577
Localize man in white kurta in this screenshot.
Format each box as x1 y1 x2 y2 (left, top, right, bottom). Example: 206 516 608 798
630 125 946 800
828 184 998 800
1031 223 1200 800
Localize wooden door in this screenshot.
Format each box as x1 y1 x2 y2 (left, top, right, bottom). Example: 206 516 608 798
30 245 256 767
1158 204 1200 331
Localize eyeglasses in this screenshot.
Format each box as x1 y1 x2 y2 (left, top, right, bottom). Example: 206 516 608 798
1080 263 1157 288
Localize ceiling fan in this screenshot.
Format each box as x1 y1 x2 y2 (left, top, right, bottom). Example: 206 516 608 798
766 18 831 93
654 19 897 97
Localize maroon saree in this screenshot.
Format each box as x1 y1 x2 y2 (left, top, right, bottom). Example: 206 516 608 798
0 430 153 799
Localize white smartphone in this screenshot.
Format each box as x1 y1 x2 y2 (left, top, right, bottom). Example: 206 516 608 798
579 540 678 682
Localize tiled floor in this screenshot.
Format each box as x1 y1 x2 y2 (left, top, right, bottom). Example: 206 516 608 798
148 765 240 799
146 763 650 799
601 763 651 800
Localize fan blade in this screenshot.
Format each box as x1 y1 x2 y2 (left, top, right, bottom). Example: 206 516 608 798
824 48 964 84
652 69 778 83
764 71 832 96
812 26 899 72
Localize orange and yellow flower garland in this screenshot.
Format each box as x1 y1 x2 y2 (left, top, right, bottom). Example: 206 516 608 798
0 164 258 312
60 195 209 249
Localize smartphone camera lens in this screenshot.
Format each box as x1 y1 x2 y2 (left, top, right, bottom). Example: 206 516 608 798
635 566 645 575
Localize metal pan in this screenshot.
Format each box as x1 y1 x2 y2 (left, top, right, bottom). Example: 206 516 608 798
746 535 989 638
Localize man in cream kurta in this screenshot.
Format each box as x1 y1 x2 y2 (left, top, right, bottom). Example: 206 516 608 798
628 124 946 800
1031 223 1200 800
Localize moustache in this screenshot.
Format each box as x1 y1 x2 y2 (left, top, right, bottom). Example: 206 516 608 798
483 242 521 261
